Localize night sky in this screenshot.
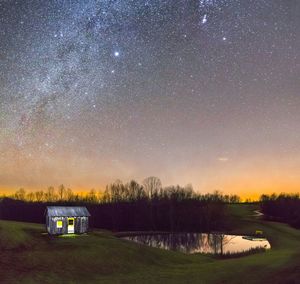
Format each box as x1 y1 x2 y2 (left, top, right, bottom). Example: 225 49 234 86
0 0 299 198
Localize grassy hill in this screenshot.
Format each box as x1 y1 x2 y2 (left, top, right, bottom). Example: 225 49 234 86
1 204 300 283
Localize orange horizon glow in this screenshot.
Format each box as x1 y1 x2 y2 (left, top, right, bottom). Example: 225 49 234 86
1 139 299 202
2 134 300 201
1 182 299 202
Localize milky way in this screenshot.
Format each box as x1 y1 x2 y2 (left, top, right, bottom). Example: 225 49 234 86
0 1 299 197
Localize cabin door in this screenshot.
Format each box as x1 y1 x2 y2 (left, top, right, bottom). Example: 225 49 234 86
68 218 75 233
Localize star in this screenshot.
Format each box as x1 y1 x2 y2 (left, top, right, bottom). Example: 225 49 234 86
0 0 298 197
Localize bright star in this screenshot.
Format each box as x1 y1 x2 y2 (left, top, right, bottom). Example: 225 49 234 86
114 51 120 57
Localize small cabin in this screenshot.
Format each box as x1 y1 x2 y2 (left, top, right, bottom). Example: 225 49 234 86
45 206 91 235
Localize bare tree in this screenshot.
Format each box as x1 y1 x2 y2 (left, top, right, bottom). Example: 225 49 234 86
229 194 241 203
143 176 162 199
15 188 26 201
45 186 56 202
87 189 97 203
127 180 145 201
107 180 128 202
58 184 65 201
66 188 74 201
26 192 35 202
35 191 44 202
142 177 162 230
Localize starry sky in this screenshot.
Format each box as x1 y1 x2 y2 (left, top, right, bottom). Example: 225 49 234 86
0 0 299 198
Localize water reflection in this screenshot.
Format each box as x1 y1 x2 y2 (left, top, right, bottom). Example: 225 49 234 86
122 233 271 255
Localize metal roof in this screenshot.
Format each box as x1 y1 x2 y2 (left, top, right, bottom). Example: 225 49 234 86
46 206 91 217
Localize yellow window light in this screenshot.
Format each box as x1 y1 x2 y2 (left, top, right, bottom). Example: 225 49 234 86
57 220 63 228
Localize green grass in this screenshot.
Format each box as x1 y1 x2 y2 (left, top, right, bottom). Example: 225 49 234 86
1 205 300 283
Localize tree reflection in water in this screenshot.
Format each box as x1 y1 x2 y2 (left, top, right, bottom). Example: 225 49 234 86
123 233 270 255
207 234 237 255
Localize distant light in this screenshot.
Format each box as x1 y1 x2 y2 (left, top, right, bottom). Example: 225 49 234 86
202 14 207 24
114 51 120 57
218 157 229 162
223 37 227 41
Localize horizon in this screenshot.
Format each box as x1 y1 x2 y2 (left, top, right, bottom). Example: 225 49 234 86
1 181 299 202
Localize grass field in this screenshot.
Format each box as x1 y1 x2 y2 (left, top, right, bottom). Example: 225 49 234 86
1 204 300 283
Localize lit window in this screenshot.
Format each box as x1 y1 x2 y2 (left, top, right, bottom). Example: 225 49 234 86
57 220 63 228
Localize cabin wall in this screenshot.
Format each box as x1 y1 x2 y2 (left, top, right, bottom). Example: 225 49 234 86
74 217 89 233
47 216 68 235
46 215 89 235
46 216 49 232
78 217 89 233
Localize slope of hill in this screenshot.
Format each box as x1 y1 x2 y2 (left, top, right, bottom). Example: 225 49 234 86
0 205 299 283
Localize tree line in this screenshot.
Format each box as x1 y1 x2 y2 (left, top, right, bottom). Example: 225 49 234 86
260 193 300 229
7 185 101 203
0 177 241 232
2 177 241 204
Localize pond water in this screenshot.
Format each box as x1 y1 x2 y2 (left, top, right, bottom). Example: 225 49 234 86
122 233 271 255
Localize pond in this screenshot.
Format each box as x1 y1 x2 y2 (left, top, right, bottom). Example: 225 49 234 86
121 233 271 255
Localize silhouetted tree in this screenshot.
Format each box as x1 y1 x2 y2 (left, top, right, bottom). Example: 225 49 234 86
45 186 56 202
14 188 26 201
35 191 44 202
27 192 35 202
143 177 162 199
58 184 65 201
66 188 74 201
260 193 300 228
87 189 97 203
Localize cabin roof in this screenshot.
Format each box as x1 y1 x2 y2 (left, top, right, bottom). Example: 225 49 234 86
46 206 91 217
